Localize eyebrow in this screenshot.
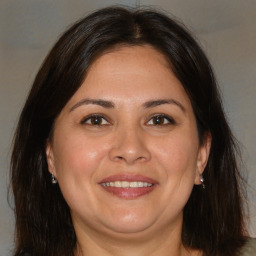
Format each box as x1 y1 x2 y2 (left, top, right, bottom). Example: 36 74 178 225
70 98 186 113
70 98 115 112
143 99 186 112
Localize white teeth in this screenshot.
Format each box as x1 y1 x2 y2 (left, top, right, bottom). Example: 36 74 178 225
122 181 130 188
138 182 144 187
101 181 153 188
115 181 121 187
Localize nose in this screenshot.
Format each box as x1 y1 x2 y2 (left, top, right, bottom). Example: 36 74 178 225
108 125 151 165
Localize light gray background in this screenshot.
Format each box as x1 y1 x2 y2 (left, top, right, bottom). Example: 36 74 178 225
1 0 255 255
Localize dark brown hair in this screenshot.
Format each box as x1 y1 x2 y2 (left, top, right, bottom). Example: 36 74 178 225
11 6 247 256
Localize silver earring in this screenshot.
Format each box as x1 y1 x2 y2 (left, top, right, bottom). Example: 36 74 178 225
51 173 57 184
200 174 205 189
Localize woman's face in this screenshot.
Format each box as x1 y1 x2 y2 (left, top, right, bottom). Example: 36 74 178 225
46 45 210 238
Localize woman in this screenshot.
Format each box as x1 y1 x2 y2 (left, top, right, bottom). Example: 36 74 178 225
10 6 255 256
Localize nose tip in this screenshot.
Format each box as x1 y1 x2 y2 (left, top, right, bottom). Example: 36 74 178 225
109 130 151 165
113 151 148 164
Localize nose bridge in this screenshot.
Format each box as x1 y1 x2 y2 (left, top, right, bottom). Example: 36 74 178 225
109 121 151 164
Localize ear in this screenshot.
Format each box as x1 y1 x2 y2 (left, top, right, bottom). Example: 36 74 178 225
194 133 212 185
45 139 57 178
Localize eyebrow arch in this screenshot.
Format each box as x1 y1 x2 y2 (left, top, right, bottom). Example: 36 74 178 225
143 99 186 112
70 98 115 112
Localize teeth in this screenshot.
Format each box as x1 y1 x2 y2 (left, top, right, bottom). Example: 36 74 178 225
102 181 153 188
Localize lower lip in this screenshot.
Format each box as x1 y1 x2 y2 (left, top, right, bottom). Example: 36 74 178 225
100 186 156 199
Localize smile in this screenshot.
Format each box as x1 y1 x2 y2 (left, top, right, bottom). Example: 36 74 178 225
101 181 153 188
99 174 157 199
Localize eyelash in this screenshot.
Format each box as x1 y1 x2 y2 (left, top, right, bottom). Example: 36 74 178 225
146 114 176 126
80 114 176 126
80 114 110 126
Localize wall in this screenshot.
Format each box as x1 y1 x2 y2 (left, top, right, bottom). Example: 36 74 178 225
1 0 255 254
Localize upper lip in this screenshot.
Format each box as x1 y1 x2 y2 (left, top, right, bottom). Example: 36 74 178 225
98 174 158 184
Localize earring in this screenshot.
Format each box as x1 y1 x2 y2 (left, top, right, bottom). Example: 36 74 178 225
200 174 205 189
51 173 57 184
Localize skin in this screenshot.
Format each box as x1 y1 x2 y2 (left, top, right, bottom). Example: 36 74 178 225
46 45 211 256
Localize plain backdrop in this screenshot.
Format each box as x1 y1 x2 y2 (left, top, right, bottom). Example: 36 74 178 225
1 0 255 255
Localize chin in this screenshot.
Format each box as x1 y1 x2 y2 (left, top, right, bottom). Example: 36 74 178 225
98 210 159 235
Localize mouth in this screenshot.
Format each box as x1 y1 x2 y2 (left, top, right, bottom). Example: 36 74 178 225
101 181 153 188
99 174 157 199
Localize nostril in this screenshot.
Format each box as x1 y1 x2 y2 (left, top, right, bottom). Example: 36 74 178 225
109 143 151 164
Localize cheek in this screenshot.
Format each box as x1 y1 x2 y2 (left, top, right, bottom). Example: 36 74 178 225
53 133 109 181
153 132 199 213
51 133 111 211
155 134 198 174
151 129 199 202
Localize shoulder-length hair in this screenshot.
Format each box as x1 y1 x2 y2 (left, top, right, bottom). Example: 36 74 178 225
11 6 246 256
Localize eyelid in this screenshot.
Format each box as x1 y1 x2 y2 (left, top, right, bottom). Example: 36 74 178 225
80 114 111 125
146 114 176 125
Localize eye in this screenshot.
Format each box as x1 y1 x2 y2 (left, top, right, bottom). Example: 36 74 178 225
80 115 110 126
147 114 176 126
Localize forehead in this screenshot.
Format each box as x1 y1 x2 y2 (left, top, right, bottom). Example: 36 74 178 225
89 44 172 77
64 45 192 110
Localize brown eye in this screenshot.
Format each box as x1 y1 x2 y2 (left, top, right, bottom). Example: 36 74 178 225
147 114 176 126
81 115 109 126
152 116 165 125
91 116 103 125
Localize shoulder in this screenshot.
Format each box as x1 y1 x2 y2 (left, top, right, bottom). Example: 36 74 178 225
238 238 256 256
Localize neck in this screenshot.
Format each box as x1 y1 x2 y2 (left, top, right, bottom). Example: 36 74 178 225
73 216 201 256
